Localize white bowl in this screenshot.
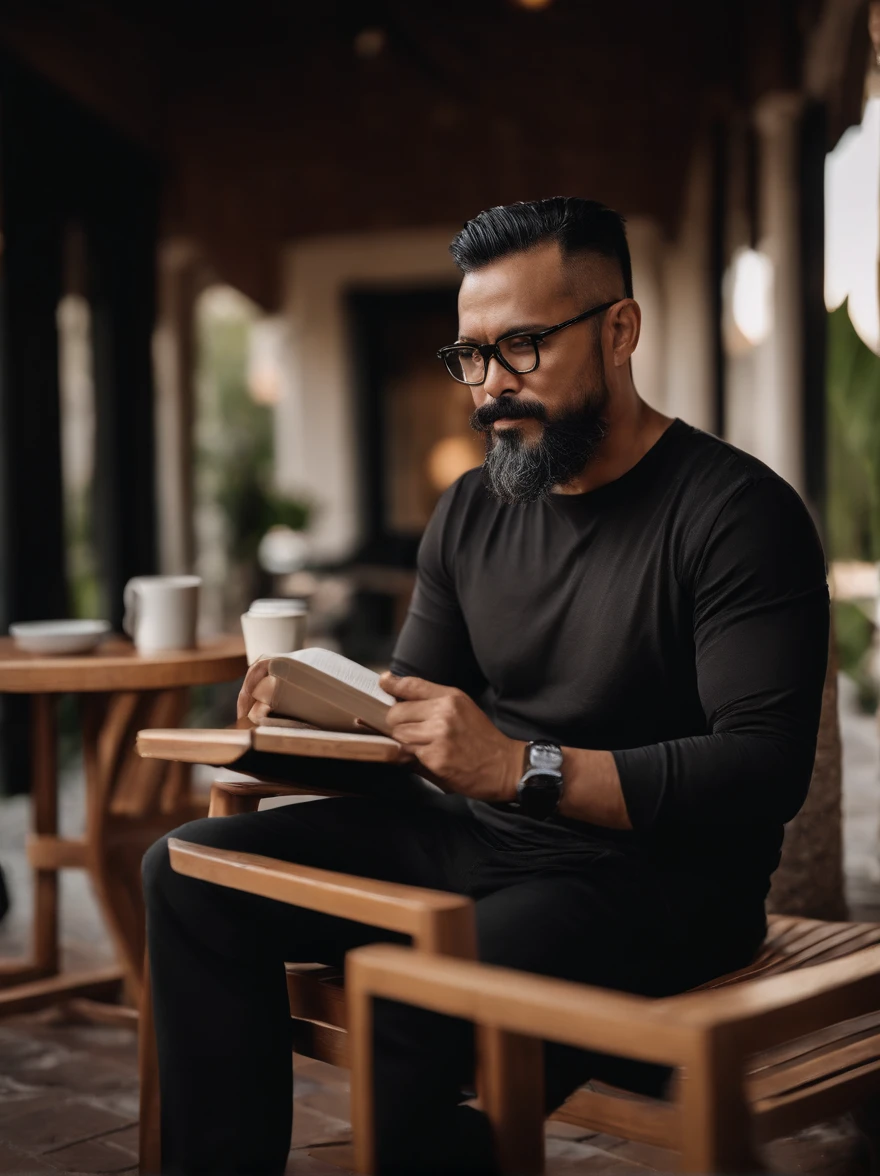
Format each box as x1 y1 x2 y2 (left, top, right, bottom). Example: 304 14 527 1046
9 619 112 655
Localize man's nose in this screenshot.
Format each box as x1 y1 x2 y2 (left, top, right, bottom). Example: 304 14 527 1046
481 354 521 400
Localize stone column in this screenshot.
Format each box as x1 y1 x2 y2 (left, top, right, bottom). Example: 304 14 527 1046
154 240 200 574
752 92 806 495
662 142 715 432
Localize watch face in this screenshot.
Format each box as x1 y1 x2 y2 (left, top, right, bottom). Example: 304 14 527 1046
517 768 563 819
530 741 563 771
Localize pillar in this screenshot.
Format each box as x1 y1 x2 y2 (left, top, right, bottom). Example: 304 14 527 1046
752 92 806 496
0 60 67 794
86 145 161 629
154 240 200 574
662 142 716 432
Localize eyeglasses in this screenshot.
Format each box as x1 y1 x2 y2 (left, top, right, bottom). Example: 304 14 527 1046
436 300 618 386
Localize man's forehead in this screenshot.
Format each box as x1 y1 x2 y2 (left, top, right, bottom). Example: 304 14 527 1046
457 243 575 328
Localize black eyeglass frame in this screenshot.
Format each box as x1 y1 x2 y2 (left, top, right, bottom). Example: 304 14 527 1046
436 299 619 386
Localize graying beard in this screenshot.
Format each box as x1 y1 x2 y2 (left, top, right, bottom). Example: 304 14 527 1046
483 432 552 504
482 417 608 505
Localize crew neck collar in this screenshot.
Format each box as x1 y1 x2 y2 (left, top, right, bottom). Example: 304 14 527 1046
544 417 690 510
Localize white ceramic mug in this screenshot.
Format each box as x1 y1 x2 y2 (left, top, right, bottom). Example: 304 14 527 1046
123 575 201 655
240 605 307 665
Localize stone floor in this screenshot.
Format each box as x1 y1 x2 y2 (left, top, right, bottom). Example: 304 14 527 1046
0 677 878 1174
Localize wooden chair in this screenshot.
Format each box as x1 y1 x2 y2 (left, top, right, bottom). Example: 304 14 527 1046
346 931 880 1173
139 766 880 1174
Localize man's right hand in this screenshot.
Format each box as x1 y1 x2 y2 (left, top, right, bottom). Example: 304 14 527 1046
236 658 278 723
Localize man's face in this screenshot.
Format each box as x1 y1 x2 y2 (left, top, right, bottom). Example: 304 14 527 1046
457 241 614 503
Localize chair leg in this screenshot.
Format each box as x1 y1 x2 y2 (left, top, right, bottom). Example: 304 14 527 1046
477 1026 545 1176
138 955 162 1175
678 1061 763 1174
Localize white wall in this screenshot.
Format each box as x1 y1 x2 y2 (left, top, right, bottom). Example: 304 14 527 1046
277 228 460 562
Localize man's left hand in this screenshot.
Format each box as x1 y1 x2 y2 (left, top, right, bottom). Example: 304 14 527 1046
376 672 524 803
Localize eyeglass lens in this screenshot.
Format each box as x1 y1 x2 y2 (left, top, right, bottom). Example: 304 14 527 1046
443 335 539 384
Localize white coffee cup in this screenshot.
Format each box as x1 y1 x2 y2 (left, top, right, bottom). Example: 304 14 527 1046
123 575 201 655
241 604 307 665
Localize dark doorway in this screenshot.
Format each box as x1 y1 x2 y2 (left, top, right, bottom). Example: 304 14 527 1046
348 287 482 567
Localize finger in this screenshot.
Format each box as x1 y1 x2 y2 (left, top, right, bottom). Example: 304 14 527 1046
379 672 452 701
387 721 436 745
386 700 438 726
236 659 271 719
252 675 278 704
248 700 272 724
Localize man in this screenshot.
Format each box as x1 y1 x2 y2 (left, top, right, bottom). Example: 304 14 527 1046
143 197 829 1175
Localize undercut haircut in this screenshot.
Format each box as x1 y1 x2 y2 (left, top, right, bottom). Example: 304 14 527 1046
449 197 633 300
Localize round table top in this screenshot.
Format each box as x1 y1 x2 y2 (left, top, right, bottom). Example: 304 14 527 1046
0 635 247 694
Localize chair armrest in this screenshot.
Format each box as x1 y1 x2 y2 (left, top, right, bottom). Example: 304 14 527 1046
168 839 476 957
655 941 880 1052
346 944 696 1067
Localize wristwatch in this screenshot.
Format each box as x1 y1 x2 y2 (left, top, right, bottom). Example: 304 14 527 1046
515 740 564 820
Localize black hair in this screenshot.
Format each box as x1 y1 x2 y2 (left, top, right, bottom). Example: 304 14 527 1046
449 197 633 299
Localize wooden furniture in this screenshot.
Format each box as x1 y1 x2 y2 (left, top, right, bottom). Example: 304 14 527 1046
139 725 880 1174
347 921 880 1174
0 635 247 1019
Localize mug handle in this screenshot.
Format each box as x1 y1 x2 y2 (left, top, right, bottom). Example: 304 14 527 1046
122 578 141 638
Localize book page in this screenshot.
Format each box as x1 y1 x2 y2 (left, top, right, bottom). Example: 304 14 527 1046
288 648 395 706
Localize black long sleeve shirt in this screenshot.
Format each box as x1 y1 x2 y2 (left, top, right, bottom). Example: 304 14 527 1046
390 418 830 921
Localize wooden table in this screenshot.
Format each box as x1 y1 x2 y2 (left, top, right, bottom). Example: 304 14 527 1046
0 635 247 1019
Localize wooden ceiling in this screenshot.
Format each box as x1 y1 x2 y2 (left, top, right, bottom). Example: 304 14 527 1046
0 0 868 306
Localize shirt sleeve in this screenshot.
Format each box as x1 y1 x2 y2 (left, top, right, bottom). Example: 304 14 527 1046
612 476 830 831
389 481 489 700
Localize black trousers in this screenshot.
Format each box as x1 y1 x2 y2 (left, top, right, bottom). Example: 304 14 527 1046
143 755 760 1176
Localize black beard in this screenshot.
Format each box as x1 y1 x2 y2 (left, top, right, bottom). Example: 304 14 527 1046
470 389 610 504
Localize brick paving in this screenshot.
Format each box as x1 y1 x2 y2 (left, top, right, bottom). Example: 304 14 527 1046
0 679 877 1173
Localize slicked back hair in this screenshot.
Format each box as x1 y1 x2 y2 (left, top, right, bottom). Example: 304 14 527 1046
449 197 633 300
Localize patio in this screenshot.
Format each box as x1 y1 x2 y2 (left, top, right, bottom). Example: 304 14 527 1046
0 678 877 1175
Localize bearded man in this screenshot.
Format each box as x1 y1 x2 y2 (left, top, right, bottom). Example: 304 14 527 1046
143 197 829 1175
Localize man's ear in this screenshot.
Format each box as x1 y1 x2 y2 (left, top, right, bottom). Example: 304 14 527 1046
608 299 641 367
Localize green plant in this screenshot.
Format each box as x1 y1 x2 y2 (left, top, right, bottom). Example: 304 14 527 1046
826 301 880 563
833 599 879 714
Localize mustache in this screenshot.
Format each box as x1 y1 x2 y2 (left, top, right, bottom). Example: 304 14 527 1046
470 398 548 433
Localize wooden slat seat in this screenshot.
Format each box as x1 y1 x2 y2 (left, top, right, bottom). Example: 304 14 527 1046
698 914 880 989
549 912 880 1151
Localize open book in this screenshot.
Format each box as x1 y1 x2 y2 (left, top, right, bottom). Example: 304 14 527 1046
260 648 395 736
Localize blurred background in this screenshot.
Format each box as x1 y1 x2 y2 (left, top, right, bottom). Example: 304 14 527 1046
0 0 877 802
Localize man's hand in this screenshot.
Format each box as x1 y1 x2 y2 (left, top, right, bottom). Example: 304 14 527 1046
236 659 277 723
377 672 525 803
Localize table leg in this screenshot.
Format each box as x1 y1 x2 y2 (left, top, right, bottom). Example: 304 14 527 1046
31 693 59 974
0 696 58 987
82 688 199 1008
0 693 125 1015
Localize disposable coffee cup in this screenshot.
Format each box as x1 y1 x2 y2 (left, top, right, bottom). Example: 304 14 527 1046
247 598 309 615
123 575 201 655
241 604 307 665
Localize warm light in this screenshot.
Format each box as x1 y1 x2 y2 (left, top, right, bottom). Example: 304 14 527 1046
825 97 880 354
247 318 287 406
427 436 482 492
730 248 774 346
354 28 387 58
512 0 554 7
